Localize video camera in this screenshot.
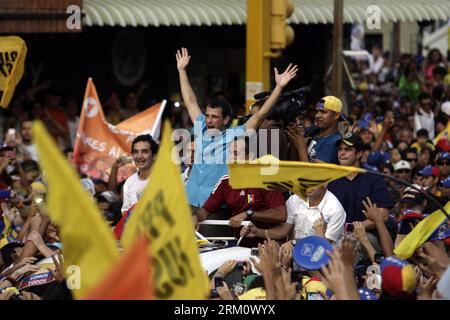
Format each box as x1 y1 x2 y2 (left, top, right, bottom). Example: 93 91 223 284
253 86 310 129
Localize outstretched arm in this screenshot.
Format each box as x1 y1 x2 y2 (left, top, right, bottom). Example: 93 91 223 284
245 64 298 131
176 48 202 123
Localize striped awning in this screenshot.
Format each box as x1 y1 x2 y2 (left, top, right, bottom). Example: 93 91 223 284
83 0 450 27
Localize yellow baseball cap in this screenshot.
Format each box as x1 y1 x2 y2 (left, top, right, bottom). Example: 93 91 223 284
316 96 346 121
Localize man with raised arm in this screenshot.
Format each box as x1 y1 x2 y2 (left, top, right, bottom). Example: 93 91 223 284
176 47 298 207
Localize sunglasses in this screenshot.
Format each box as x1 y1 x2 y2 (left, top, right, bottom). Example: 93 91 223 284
406 158 417 162
437 161 449 166
397 169 411 174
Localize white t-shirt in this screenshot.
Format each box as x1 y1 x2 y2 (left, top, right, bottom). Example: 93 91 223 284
121 172 149 213
22 143 39 162
286 190 346 242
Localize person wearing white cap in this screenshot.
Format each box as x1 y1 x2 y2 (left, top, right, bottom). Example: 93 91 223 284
393 160 412 183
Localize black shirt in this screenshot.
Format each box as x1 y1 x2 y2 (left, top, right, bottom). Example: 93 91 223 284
328 173 395 223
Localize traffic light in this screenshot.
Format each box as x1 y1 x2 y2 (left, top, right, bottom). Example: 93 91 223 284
270 0 295 50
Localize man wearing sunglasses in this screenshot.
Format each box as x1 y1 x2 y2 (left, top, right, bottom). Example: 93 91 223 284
437 152 449 180
413 92 435 140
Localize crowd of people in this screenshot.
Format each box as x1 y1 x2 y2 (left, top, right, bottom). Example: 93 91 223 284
0 44 449 300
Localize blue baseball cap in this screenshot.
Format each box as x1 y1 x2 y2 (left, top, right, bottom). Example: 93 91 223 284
357 119 370 130
437 152 450 161
358 288 378 300
441 177 450 188
362 163 379 172
293 236 333 271
367 151 389 167
420 165 440 177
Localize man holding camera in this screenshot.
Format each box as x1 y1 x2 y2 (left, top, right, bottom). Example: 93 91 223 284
287 96 344 164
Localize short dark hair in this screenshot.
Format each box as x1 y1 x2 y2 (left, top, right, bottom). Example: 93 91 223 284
418 92 431 102
131 134 159 155
0 243 24 267
207 98 233 120
417 129 429 138
21 160 40 173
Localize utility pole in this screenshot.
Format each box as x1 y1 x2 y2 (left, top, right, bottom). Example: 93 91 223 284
332 0 343 99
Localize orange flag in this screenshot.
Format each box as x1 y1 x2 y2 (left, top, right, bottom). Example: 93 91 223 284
83 234 153 300
73 78 166 182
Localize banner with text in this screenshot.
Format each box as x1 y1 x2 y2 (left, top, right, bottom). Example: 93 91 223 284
73 78 165 182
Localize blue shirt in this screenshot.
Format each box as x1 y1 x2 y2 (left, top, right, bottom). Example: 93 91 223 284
308 131 341 164
186 114 245 207
328 172 394 223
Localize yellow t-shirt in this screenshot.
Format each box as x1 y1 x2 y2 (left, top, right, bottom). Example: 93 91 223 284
238 288 267 300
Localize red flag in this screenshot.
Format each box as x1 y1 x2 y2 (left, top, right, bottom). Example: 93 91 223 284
82 233 153 300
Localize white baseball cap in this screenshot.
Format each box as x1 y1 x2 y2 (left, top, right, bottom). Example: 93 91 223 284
394 160 411 171
441 101 450 116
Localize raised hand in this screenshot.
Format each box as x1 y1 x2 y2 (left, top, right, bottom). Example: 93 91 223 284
48 253 65 282
362 197 383 222
352 221 368 243
279 242 293 269
176 47 191 71
313 211 326 237
275 63 298 88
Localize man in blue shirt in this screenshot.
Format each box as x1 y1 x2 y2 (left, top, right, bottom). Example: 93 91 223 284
328 133 394 228
176 47 298 207
287 96 344 164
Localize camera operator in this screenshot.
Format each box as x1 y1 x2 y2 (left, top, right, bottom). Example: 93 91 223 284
286 96 345 164
249 88 308 160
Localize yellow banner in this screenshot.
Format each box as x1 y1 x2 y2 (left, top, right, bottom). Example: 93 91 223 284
434 120 449 145
32 121 119 299
228 155 365 199
0 36 27 108
394 201 450 260
122 121 209 300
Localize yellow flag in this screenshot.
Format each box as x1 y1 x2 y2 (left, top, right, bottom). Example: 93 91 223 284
434 120 449 145
0 36 27 108
122 121 209 300
32 121 119 299
228 155 365 199
394 201 450 260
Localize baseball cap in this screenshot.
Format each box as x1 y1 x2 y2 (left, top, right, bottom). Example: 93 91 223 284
437 152 450 161
336 133 364 151
436 139 450 152
420 165 439 177
358 287 378 300
316 96 346 121
367 151 389 167
441 177 450 188
380 256 416 298
98 191 119 203
357 119 370 131
393 160 411 172
441 101 450 116
292 235 333 271
399 189 424 206
80 178 96 197
362 163 379 171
